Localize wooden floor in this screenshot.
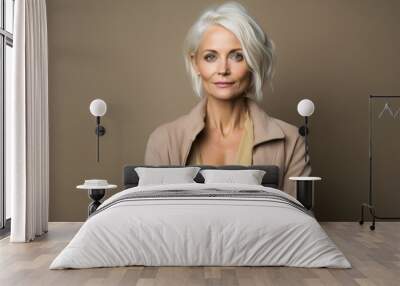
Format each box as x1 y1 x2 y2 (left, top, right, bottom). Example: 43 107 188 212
0 222 399 286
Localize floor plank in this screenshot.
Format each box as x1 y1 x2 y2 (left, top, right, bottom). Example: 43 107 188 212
0 222 399 286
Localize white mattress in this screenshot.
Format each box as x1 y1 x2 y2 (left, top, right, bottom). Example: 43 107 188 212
50 183 351 269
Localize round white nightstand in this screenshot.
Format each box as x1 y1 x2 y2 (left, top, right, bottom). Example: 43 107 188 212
77 180 117 216
289 176 322 210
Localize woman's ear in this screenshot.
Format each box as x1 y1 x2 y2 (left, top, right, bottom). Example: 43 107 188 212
190 53 200 75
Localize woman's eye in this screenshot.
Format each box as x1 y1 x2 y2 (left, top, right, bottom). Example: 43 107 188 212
204 54 216 62
231 52 244 61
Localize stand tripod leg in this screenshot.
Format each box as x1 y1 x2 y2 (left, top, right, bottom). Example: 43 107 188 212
359 204 364 225
370 206 376 231
359 203 376 230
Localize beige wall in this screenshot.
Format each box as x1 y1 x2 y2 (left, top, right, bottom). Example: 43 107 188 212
47 0 400 221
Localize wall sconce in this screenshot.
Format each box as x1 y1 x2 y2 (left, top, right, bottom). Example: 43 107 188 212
297 99 315 164
89 99 107 162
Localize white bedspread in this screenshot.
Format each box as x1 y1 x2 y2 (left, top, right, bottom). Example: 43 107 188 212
50 183 351 269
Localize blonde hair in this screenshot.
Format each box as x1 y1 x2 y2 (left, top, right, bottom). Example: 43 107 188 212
183 1 275 101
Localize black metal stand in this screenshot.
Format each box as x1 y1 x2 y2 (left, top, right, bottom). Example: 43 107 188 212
359 95 400 230
296 181 314 210
88 189 105 216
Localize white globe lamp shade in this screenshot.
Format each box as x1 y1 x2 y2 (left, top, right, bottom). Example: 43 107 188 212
90 99 107 117
297 99 315 117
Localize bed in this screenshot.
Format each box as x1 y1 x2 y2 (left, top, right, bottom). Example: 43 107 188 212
49 165 351 269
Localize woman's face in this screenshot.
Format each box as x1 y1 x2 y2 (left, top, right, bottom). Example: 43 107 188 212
191 25 251 101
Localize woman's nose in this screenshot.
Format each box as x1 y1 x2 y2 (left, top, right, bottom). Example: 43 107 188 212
217 59 230 75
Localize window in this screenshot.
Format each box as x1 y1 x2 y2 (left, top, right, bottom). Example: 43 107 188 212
1 0 14 233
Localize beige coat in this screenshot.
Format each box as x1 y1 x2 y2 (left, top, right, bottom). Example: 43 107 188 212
144 97 311 198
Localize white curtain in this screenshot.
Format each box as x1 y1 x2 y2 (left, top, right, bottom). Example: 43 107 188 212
8 0 49 242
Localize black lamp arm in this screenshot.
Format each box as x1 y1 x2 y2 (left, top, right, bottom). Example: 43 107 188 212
298 116 310 164
94 116 106 162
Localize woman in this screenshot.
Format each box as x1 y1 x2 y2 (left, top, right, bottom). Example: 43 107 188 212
144 2 311 198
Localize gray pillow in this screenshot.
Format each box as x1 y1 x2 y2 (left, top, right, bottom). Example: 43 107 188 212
135 167 201 186
200 169 266 185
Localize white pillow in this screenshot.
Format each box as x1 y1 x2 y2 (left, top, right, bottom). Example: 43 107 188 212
200 169 266 185
135 167 201 186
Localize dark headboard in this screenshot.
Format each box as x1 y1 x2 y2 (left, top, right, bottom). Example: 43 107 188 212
123 165 279 189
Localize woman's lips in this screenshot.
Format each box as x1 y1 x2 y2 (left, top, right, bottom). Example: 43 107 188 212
214 82 234 88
